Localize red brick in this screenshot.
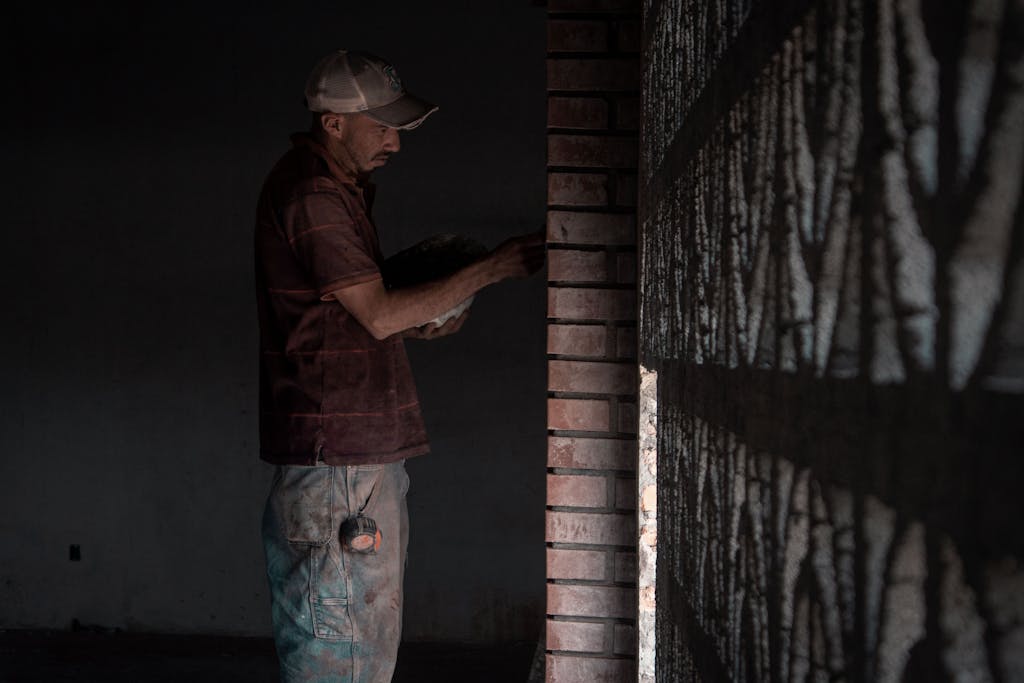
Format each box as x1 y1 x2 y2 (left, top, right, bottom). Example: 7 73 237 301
614 551 637 582
548 287 636 321
614 20 642 53
613 624 637 655
548 473 608 508
546 510 634 545
547 0 640 11
614 476 636 510
548 250 607 283
547 620 606 653
549 360 636 394
615 172 637 206
548 134 638 169
548 398 610 431
547 583 637 618
548 58 640 91
617 401 638 434
547 547 608 580
548 436 636 471
545 655 637 683
547 324 607 357
548 20 608 52
548 97 608 129
547 211 635 245
615 326 637 358
616 251 636 283
548 173 608 206
615 96 640 130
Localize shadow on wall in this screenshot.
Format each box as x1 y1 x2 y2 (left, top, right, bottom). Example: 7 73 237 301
640 0 1024 681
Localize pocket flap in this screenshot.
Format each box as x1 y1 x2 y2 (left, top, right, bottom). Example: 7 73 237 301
278 466 334 546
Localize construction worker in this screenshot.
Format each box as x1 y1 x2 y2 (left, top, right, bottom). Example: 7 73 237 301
254 50 545 682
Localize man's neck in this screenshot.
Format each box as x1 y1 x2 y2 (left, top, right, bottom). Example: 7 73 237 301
308 130 370 187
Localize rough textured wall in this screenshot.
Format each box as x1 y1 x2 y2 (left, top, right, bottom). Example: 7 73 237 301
544 0 642 680
639 0 1024 681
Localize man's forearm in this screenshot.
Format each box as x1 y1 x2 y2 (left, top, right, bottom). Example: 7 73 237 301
330 231 546 340
372 259 496 337
331 258 496 340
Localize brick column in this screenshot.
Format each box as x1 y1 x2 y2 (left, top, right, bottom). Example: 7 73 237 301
544 1 640 680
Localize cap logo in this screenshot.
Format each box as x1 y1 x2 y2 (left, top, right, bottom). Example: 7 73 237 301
382 65 403 92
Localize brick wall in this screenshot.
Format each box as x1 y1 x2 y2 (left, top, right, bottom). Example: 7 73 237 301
545 0 640 680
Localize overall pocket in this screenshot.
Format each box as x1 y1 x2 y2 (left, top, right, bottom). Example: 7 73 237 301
309 543 354 641
275 466 334 546
270 466 355 640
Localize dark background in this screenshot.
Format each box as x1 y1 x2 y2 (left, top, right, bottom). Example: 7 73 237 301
1 2 548 643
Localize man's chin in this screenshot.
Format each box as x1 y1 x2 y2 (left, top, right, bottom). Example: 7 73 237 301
358 158 389 176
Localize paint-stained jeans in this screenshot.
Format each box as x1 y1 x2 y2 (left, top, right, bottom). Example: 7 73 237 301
262 460 409 683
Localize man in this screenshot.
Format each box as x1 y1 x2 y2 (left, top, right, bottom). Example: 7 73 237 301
255 50 545 682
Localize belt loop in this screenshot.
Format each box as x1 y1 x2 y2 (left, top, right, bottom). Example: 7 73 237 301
343 465 353 517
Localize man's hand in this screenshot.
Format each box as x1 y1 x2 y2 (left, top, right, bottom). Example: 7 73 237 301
403 309 470 340
487 230 547 280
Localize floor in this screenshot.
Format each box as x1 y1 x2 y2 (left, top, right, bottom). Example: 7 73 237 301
0 629 540 683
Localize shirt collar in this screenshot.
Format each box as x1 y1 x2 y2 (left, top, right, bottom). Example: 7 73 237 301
289 132 376 201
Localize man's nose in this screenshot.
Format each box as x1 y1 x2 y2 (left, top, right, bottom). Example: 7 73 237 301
383 127 400 153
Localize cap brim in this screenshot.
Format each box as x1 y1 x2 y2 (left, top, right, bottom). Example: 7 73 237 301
364 92 438 130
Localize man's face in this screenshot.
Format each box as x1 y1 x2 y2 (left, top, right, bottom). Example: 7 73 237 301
334 113 401 178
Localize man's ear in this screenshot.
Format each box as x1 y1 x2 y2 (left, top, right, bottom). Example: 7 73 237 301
320 112 346 139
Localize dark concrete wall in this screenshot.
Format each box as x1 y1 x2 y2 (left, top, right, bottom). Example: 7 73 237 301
639 0 1024 680
0 2 547 642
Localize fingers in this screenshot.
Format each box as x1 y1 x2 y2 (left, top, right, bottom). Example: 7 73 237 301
403 324 430 339
516 240 547 277
434 317 457 336
511 232 546 253
523 240 547 273
518 230 546 247
408 308 470 340
436 309 469 336
497 231 546 254
493 231 547 279
448 309 470 333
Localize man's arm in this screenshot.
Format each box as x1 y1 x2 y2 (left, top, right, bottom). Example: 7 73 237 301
330 231 545 340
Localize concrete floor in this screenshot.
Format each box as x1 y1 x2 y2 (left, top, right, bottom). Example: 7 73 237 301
0 630 539 682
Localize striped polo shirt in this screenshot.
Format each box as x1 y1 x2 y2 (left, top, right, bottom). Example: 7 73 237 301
254 133 429 465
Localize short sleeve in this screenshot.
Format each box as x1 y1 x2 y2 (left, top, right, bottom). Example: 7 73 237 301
280 187 381 298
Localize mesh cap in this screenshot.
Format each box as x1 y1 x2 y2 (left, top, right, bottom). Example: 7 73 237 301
305 50 438 130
